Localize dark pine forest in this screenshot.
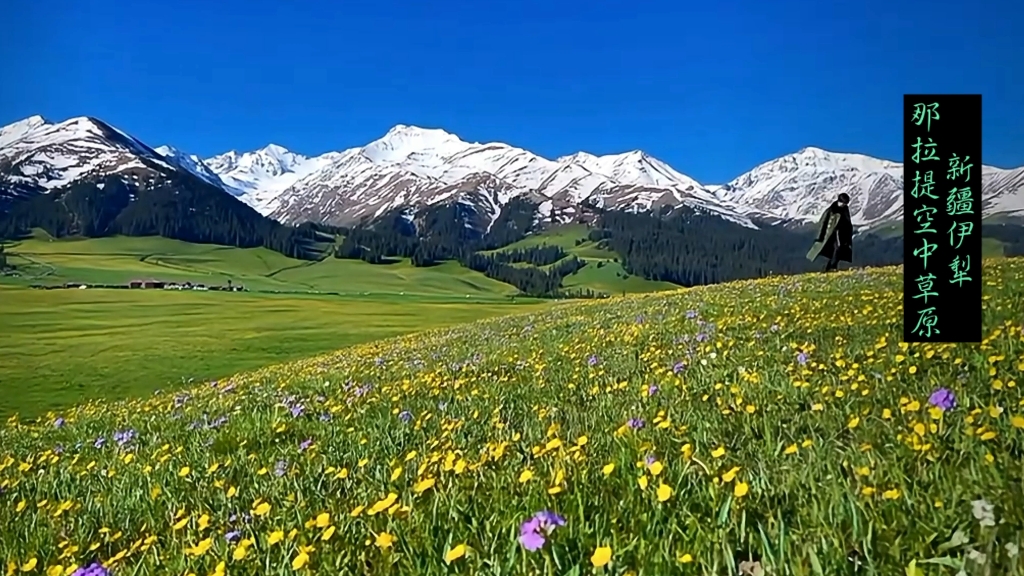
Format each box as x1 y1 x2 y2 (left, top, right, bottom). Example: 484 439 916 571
0 173 324 259
331 198 907 297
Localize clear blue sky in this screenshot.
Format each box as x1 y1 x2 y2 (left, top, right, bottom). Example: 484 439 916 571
3 0 1022 183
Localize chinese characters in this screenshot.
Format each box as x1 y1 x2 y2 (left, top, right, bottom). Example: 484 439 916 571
903 94 982 343
909 101 942 338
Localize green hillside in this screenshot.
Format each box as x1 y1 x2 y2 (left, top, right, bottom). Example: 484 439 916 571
0 232 519 297
491 224 677 294
2 258 1021 574
1 228 681 297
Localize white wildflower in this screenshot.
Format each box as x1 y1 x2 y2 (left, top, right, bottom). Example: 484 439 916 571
971 498 996 527
967 548 988 566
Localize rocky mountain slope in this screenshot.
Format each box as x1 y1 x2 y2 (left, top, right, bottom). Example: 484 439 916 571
2 115 1022 232
713 146 1024 227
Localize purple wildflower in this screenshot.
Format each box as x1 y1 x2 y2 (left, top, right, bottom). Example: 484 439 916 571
696 332 709 343
70 562 110 576
290 404 305 418
398 410 413 423
645 454 657 466
797 352 808 365
319 412 332 422
686 309 698 319
299 439 313 451
587 355 599 367
274 460 288 477
928 388 957 412
518 510 566 551
53 417 65 428
93 437 106 449
673 361 686 374
628 418 645 430
225 530 241 543
647 384 659 396
518 520 546 551
113 429 137 447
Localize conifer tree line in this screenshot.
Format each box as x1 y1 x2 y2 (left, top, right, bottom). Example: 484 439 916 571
332 200 586 296
0 174 323 259
589 209 905 286
982 223 1024 256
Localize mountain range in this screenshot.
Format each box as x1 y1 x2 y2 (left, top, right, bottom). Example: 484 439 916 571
1 115 1022 233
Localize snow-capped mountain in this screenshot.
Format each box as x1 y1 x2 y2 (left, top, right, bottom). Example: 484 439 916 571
254 124 752 229
154 145 225 189
203 145 342 214
3 115 1022 233
713 146 1024 227
0 115 176 202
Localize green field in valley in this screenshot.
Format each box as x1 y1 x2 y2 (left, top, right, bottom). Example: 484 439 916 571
0 232 522 297
0 284 549 419
2 257 1022 574
0 232 561 419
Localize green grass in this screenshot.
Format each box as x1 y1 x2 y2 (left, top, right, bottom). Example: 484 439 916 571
0 284 549 420
271 258 518 297
489 224 674 294
0 232 520 298
492 223 593 252
2 259 1022 574
982 237 1007 258
1 229 685 298
563 260 679 295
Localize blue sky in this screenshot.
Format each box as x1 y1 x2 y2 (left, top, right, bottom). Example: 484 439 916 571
3 0 1021 183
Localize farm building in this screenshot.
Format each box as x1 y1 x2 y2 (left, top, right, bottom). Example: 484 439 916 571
129 279 165 289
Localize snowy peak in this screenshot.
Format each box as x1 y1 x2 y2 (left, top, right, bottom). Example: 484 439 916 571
715 145 1022 227
0 115 175 192
263 127 752 228
362 124 469 165
154 145 225 189
202 143 341 214
0 115 50 149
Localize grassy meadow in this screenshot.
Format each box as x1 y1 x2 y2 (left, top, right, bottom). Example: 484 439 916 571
0 232 551 419
0 285 549 420
2 258 1022 574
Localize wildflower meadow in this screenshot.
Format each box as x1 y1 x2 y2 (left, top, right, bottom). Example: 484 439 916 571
2 259 1023 575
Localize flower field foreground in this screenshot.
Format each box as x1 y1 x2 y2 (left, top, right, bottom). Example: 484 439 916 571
3 259 1024 575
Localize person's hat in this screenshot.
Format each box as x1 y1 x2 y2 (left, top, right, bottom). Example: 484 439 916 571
837 193 850 203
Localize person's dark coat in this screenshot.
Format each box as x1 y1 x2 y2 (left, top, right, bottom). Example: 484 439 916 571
806 201 853 263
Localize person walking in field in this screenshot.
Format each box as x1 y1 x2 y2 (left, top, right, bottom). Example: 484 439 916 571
807 192 853 272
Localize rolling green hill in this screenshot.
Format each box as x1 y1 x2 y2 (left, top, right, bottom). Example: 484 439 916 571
0 232 554 419
490 223 677 294
0 231 521 297
2 258 1021 574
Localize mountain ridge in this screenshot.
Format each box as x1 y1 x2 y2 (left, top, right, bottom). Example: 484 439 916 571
2 115 1022 232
